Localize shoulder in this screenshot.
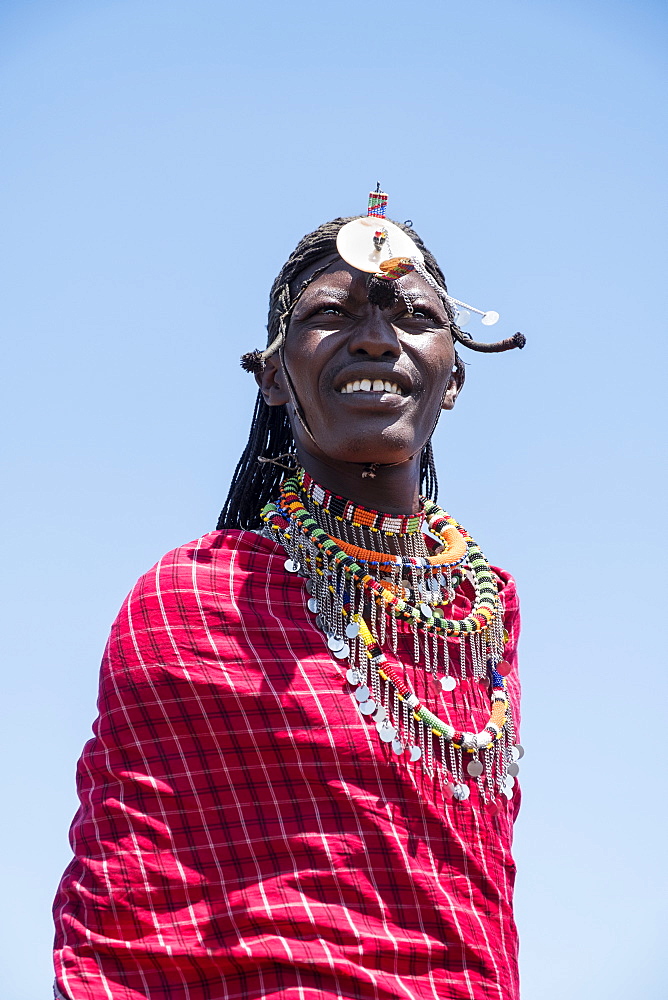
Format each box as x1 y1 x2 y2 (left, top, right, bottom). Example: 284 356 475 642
107 529 285 657
130 528 281 597
492 565 520 616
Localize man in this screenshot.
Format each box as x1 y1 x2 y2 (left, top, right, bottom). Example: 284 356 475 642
54 194 525 1000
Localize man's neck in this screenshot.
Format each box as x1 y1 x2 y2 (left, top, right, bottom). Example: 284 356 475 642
297 451 422 517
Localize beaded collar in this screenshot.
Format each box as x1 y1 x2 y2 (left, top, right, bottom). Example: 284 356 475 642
300 470 423 535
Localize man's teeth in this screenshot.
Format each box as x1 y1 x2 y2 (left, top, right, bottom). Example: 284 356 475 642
339 380 403 395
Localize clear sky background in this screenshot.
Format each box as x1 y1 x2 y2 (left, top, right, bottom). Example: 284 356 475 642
1 1 666 997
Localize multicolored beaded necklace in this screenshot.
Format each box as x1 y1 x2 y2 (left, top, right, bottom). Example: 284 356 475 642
261 471 521 807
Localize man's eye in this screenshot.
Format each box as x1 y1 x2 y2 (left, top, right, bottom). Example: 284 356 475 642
321 306 343 315
409 309 438 322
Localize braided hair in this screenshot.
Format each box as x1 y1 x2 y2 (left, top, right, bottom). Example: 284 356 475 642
217 217 523 530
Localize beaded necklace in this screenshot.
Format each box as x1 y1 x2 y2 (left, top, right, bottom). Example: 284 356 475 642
260 472 521 808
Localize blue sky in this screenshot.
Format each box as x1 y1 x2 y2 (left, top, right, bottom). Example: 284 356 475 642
1 1 666 997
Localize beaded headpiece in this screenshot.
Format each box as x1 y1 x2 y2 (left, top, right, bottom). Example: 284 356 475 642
240 186 525 374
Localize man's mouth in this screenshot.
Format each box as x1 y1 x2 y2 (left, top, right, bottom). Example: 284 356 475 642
338 379 405 396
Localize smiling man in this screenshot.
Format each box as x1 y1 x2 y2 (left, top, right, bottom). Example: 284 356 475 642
53 197 525 1000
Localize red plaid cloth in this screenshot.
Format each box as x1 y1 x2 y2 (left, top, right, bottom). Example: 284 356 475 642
54 529 521 1000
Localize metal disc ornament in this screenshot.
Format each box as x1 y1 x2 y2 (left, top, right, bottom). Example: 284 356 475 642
333 643 350 659
452 783 470 801
327 635 345 652
307 597 318 613
507 762 520 777
467 760 484 777
409 745 422 762
511 744 525 761
391 739 404 755
359 699 377 716
345 621 360 639
336 217 424 274
440 675 457 692
354 685 370 703
346 668 361 686
377 720 396 742
372 705 387 723
284 558 300 573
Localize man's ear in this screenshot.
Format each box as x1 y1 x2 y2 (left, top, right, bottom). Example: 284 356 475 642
255 354 290 407
441 368 462 411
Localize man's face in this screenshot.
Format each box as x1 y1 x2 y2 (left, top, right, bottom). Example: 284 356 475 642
262 260 459 469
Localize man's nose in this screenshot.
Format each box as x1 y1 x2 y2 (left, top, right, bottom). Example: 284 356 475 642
347 308 401 359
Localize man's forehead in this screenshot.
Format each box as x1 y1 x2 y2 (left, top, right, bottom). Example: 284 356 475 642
293 257 443 305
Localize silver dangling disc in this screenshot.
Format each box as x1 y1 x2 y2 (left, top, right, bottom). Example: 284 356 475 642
440 675 457 692
305 579 313 594
419 602 432 619
307 597 318 613
327 635 345 652
359 699 377 716
507 762 520 777
284 558 300 573
333 643 350 659
315 615 326 632
346 668 361 685
377 720 397 742
452 783 470 801
504 775 515 790
511 744 524 761
467 760 484 777
372 705 387 723
354 685 370 703
409 745 422 762
502 783 514 799
345 621 360 639
391 739 404 755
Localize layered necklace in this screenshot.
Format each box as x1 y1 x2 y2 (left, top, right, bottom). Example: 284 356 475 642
260 470 521 808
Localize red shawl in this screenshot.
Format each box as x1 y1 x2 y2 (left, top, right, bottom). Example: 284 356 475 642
54 529 521 1000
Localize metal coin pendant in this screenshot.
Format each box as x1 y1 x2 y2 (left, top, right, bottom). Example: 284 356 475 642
467 760 484 777
372 705 387 723
327 635 345 652
507 762 520 777
346 668 361 686
359 699 377 716
345 621 360 639
333 643 350 659
284 558 300 573
307 597 319 613
355 685 370 703
409 745 422 762
440 675 457 692
452 783 470 802
511 744 524 761
377 720 396 742
305 579 314 594
391 739 404 755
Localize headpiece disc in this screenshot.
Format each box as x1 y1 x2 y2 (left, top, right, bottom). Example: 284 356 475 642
336 217 423 274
